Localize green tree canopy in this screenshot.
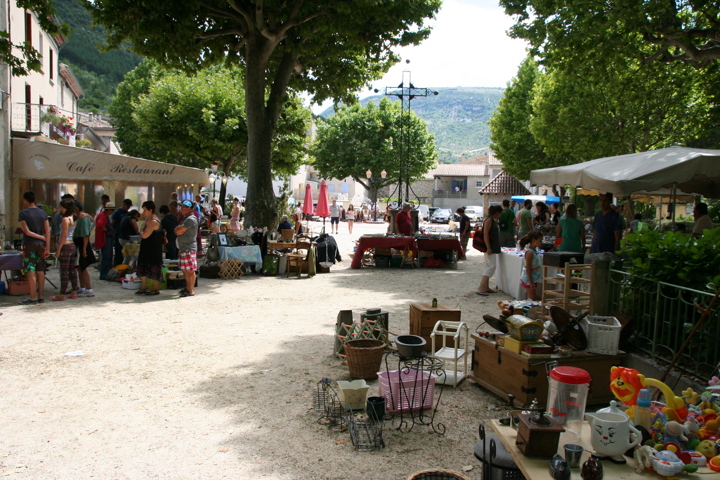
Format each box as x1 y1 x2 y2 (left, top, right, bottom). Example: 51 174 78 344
529 57 714 162
489 57 550 180
88 0 441 228
2 1 69 76
313 98 438 197
500 0 720 68
110 60 311 206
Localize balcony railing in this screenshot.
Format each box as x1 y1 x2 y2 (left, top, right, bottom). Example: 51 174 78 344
434 190 467 199
11 103 77 146
607 267 720 378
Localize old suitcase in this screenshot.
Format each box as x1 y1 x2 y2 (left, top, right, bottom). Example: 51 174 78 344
469 333 624 407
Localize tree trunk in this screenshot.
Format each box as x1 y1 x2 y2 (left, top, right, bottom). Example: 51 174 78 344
243 36 278 230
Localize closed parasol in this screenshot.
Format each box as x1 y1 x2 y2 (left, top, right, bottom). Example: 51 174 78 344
316 180 331 221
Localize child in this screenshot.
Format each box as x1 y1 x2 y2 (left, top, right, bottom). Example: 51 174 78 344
520 231 543 300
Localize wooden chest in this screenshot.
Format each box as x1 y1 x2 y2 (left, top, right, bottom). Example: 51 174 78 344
469 333 624 407
409 303 461 352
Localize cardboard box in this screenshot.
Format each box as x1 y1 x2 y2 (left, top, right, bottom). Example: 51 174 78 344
8 280 30 295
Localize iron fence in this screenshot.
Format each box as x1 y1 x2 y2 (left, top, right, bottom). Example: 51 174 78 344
607 267 720 379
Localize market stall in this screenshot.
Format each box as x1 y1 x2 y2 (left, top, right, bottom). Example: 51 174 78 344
350 236 417 269
416 238 466 260
496 248 533 299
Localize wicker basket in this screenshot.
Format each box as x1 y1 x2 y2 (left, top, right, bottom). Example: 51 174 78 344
344 339 386 379
581 315 621 355
407 469 471 480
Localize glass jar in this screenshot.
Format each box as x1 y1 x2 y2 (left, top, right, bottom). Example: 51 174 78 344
546 366 591 445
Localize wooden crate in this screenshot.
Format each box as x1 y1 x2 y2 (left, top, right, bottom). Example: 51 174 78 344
409 303 461 352
469 333 625 407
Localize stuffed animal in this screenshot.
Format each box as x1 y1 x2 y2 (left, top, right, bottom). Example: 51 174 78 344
634 445 658 473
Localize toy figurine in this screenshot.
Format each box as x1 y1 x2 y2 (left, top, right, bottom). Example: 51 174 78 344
609 367 686 421
581 456 603 480
550 454 570 480
696 439 718 458
634 445 658 473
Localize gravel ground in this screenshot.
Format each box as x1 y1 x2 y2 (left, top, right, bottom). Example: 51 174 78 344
0 220 510 480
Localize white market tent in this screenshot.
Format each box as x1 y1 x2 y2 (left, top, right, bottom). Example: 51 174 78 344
529 146 720 198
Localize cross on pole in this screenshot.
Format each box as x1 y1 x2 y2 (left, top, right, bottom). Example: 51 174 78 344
383 67 437 206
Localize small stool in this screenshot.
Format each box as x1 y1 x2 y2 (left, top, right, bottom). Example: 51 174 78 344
473 424 525 480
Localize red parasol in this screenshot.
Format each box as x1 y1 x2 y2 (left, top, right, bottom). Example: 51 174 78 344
316 180 330 218
303 184 314 216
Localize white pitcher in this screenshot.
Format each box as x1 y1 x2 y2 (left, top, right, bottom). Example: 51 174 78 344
585 412 641 464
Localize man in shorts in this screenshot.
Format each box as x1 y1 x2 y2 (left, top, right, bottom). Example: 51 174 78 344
329 199 341 234
174 200 199 297
18 191 50 305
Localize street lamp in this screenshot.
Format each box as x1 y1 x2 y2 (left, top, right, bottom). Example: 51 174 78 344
204 162 226 204
366 169 387 221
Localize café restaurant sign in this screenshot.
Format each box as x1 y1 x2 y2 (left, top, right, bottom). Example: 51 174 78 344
12 138 208 185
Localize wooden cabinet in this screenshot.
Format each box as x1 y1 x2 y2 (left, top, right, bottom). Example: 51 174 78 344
541 263 594 322
409 303 461 352
469 334 624 407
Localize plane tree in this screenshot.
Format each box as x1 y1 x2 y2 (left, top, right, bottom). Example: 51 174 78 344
88 0 442 228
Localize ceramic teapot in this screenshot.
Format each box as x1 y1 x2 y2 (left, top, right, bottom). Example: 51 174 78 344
585 412 641 463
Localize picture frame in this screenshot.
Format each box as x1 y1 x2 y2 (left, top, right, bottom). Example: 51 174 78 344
217 232 229 246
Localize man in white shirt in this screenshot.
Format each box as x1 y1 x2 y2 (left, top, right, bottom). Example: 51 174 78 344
692 202 714 237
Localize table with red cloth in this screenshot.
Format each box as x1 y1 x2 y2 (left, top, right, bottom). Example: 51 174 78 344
416 238 466 260
351 236 417 269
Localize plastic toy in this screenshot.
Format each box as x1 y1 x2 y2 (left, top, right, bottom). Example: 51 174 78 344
609 367 686 421
709 455 720 472
696 439 718 458
651 451 699 477
678 451 707 467
634 445 658 473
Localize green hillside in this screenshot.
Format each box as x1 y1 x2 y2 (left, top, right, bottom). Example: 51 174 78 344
320 87 504 163
54 0 141 112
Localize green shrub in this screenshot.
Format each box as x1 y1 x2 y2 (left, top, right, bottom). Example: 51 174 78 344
620 227 720 292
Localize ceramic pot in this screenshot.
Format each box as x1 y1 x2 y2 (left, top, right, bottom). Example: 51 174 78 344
585 412 640 463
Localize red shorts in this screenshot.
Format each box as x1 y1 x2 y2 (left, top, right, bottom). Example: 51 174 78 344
179 251 197 271
521 280 538 289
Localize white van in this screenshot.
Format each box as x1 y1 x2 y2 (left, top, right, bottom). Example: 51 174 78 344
416 205 429 222
464 206 484 221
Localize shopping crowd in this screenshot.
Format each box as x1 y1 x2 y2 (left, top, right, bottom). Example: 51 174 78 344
14 191 218 304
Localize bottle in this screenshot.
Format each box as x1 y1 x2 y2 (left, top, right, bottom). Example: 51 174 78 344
634 388 652 429
432 298 438 308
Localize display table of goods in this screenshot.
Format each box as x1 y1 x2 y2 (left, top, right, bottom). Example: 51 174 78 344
496 248 544 300
350 235 417 269
217 245 262 271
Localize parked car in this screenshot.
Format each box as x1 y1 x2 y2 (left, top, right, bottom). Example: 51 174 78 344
431 208 455 224
428 207 440 219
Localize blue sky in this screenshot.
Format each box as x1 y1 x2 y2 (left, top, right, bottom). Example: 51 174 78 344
310 0 529 113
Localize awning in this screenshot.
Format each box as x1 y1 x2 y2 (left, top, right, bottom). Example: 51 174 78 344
12 138 208 185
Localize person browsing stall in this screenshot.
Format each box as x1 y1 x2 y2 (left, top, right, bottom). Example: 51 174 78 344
394 204 414 236
457 207 471 256
477 205 503 296
174 201 199 297
73 201 96 297
556 203 585 252
18 191 51 305
96 202 116 280
591 192 623 253
520 230 544 300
